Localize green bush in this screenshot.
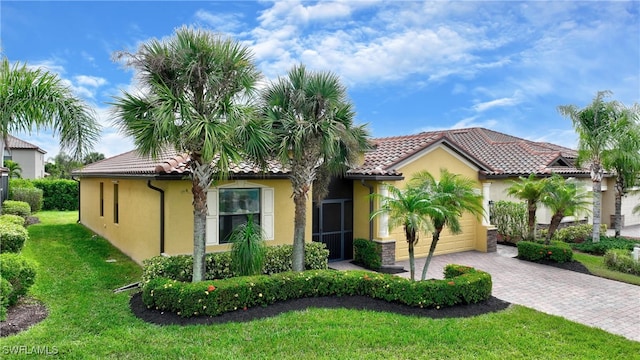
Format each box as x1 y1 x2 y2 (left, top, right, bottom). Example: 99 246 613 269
230 215 267 276
32 179 78 211
517 240 573 263
353 238 381 270
142 265 492 318
10 187 43 213
539 224 607 243
0 214 26 226
0 220 29 253
571 237 636 255
142 242 329 285
0 253 37 306
1 200 31 218
0 278 12 321
8 179 35 194
603 249 640 276
491 201 527 242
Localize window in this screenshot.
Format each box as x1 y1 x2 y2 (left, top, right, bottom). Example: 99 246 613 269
206 181 274 245
99 182 104 217
113 183 119 224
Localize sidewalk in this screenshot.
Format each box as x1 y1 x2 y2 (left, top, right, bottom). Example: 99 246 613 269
331 246 640 342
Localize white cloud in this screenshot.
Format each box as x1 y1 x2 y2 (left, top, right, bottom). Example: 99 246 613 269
74 75 107 88
195 9 244 33
472 91 523 113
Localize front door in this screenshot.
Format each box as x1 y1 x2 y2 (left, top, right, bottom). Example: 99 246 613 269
312 199 353 261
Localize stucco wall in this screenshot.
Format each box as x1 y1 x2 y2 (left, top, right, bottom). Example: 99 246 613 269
9 149 45 179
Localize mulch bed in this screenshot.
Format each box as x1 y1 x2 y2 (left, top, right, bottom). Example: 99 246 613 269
0 297 48 338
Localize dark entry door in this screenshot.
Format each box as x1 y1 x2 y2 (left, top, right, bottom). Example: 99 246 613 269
312 199 353 261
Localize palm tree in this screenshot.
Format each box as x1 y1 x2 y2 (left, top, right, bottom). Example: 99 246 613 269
558 90 618 242
601 103 640 237
261 65 370 272
370 184 437 281
1 57 100 162
111 27 271 282
506 173 547 240
411 169 484 281
5 160 22 179
541 175 591 243
82 152 106 165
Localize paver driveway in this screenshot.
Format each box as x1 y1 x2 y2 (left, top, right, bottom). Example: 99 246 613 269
332 246 640 342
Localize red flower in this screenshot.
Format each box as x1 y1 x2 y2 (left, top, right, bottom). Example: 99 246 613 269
243 306 247 311
447 281 455 286
548 251 552 255
207 285 216 292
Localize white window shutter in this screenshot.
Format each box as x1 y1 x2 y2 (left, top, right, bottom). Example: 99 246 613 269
261 188 274 240
206 189 219 245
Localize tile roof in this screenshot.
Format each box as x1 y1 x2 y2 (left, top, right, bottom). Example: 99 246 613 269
5 135 46 154
74 127 588 179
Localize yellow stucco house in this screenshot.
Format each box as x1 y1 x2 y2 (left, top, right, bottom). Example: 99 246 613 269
74 127 638 266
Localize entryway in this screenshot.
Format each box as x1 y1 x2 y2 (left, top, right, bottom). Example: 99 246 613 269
312 177 354 261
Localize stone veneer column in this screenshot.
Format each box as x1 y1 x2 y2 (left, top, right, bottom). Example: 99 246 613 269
486 228 497 253
373 239 396 266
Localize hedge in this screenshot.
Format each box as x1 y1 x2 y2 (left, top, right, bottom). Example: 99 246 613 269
0 253 37 307
142 265 492 318
353 238 382 270
517 240 573 263
1 200 31 218
539 224 607 243
604 249 640 276
571 237 636 255
0 219 29 253
10 187 43 213
0 278 12 321
0 214 26 226
32 179 78 211
142 242 329 285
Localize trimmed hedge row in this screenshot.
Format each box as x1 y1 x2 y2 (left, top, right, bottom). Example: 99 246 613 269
142 265 492 318
2 200 31 218
353 238 381 270
0 253 37 320
604 249 640 276
517 241 573 263
539 224 607 243
0 218 29 253
571 237 637 255
32 179 78 211
9 187 43 213
142 242 329 284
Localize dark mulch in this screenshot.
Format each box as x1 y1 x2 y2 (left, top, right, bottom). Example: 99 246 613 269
129 292 511 326
526 259 593 275
0 297 48 337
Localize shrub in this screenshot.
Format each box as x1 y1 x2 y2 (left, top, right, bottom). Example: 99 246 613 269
142 265 492 318
32 179 78 211
142 242 329 285
10 187 44 213
0 214 26 226
0 220 29 253
353 238 381 270
1 200 31 218
540 224 607 243
571 237 636 255
0 253 37 306
0 278 12 321
604 249 640 276
517 240 573 263
230 215 266 276
491 201 527 243
8 178 35 193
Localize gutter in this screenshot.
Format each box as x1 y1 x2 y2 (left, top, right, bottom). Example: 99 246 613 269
72 176 80 223
360 179 374 241
147 181 165 254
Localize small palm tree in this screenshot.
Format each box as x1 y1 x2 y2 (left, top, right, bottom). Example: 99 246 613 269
411 169 484 280
506 173 547 240
1 57 100 161
261 65 370 272
229 215 267 276
370 185 437 281
541 175 591 243
5 160 22 179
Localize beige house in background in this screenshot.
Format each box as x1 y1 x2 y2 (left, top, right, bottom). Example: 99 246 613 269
3 135 46 179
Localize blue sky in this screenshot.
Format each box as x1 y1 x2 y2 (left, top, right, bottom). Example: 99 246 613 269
2 1 639 159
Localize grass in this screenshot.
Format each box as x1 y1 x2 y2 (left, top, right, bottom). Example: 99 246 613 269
573 252 640 286
2 211 639 358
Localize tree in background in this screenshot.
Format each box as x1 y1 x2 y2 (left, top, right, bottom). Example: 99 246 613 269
261 65 370 272
1 57 100 162
558 90 618 242
4 160 22 179
112 27 271 282
45 152 82 179
506 173 547 240
82 152 106 165
541 175 591 243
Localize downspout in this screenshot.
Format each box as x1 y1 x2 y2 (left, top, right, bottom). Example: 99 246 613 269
360 179 374 241
147 180 165 254
72 176 80 223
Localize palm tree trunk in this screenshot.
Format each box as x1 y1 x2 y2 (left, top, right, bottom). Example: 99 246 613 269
408 240 415 281
591 163 603 243
614 176 624 238
546 213 564 244
191 177 208 282
292 192 307 272
527 201 537 240
420 229 441 281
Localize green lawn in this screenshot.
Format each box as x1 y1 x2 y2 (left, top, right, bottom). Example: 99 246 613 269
2 211 639 359
573 251 640 286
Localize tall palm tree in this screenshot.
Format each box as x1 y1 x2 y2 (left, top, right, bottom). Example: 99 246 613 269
261 65 370 272
506 173 547 240
558 90 618 242
541 175 591 243
601 103 640 237
370 184 437 281
1 57 100 162
4 160 22 179
112 27 271 282
411 169 484 281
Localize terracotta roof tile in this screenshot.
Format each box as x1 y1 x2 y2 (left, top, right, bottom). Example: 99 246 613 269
5 135 46 154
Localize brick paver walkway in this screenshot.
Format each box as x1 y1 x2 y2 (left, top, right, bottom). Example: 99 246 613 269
331 246 640 342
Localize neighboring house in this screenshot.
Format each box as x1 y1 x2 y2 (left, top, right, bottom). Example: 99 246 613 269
3 135 47 179
73 127 640 265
